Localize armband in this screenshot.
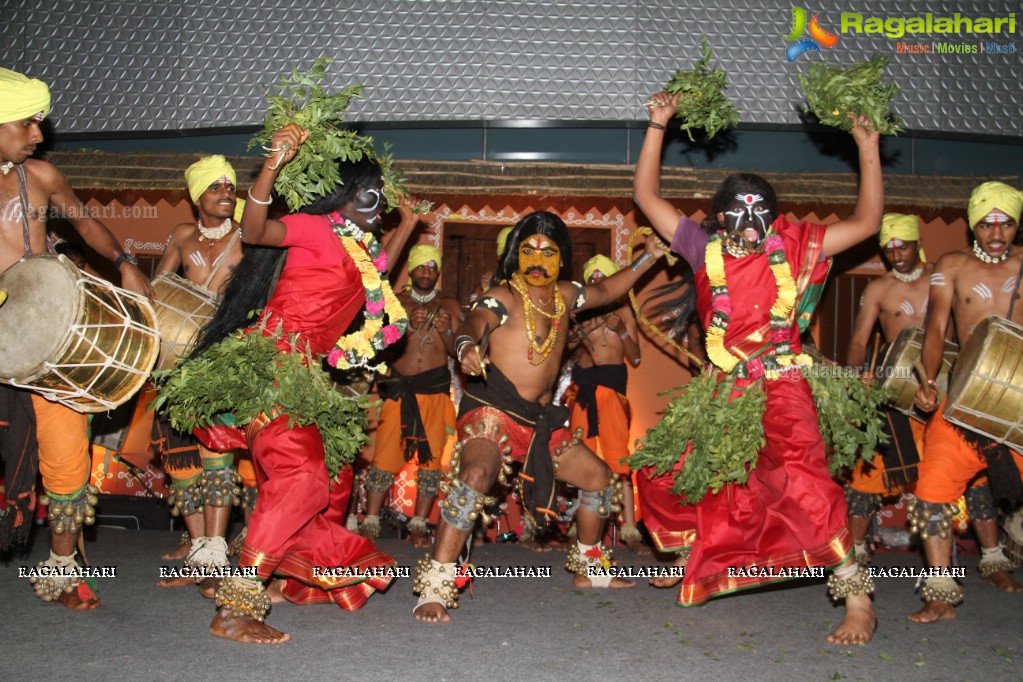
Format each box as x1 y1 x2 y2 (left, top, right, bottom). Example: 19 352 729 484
569 282 588 311
472 295 509 325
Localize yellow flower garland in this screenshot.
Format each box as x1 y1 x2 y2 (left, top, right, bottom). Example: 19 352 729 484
704 233 809 377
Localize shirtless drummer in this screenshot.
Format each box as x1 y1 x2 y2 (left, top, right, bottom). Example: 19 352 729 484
0 68 149 609
153 155 252 594
912 181 1023 623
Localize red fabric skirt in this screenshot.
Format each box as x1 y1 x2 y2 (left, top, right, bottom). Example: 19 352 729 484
237 416 394 610
639 376 850 605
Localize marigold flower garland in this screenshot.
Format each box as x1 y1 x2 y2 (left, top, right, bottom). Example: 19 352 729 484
325 213 408 371
704 232 811 379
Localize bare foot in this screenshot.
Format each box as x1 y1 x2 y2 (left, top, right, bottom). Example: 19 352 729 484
265 579 288 604
908 600 957 623
623 536 652 556
409 529 432 549
199 577 221 599
649 574 683 588
520 536 554 553
985 570 1023 592
826 594 876 645
56 582 100 610
210 608 290 644
413 601 452 623
648 554 687 588
572 575 636 589
156 575 196 588
162 543 190 561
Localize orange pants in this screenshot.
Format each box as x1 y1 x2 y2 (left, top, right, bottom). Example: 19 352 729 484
372 393 454 473
849 418 926 495
916 401 1023 504
567 385 632 475
31 395 90 496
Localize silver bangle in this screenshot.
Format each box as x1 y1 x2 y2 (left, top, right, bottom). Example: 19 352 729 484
454 335 475 362
630 252 652 272
248 191 273 206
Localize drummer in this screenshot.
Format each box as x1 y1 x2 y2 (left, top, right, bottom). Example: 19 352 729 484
912 181 1023 623
844 214 933 566
0 68 150 609
152 155 255 594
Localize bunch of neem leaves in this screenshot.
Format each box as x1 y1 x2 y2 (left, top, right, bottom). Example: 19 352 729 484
631 369 766 504
798 54 903 134
151 322 372 480
249 58 429 214
661 38 740 141
631 364 890 503
805 365 890 475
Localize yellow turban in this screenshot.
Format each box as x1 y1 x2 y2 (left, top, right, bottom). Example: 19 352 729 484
496 227 513 258
879 213 925 263
583 254 619 282
0 68 51 124
185 155 236 204
968 181 1023 230
408 244 441 273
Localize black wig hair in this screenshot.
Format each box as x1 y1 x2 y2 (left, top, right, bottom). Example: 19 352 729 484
497 211 573 282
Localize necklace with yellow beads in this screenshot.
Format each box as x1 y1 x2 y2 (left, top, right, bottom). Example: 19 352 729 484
510 272 565 364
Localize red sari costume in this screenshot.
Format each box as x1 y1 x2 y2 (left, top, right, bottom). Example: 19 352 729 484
197 213 394 609
637 215 850 605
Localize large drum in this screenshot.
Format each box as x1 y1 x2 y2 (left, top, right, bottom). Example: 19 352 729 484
1003 507 1023 567
0 255 159 413
944 316 1023 452
878 326 958 421
150 273 219 370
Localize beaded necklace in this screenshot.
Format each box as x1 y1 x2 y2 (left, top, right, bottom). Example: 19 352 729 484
704 232 809 379
410 288 439 305
509 271 565 364
324 213 408 371
197 217 234 242
892 264 924 282
972 241 1009 264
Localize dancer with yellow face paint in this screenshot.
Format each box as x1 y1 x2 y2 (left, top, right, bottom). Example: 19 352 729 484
412 210 666 623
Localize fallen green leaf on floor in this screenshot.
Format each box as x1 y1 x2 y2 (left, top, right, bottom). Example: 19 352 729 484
878 653 894 661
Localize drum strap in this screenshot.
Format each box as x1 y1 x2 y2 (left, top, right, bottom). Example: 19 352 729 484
15 164 32 258
878 408 920 489
1007 254 1023 320
202 228 241 290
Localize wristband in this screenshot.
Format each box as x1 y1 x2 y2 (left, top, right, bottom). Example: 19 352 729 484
114 252 139 268
630 252 652 272
647 121 666 131
248 191 273 206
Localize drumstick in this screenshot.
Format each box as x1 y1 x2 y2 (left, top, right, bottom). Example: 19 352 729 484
866 332 881 376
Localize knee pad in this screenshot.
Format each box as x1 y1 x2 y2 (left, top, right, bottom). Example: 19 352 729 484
364 465 396 494
200 466 242 508
416 468 443 498
844 484 881 518
964 483 996 522
440 478 495 531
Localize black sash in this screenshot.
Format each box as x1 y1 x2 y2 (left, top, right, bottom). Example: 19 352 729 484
571 363 628 438
459 364 567 530
878 407 921 489
376 365 451 465
0 385 39 549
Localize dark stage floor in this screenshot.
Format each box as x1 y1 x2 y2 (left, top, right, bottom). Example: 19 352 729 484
2 526 1020 682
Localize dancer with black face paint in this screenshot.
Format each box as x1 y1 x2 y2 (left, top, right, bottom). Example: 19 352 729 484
633 90 883 645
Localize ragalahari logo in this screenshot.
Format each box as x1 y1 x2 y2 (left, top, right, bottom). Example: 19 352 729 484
785 7 840 61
